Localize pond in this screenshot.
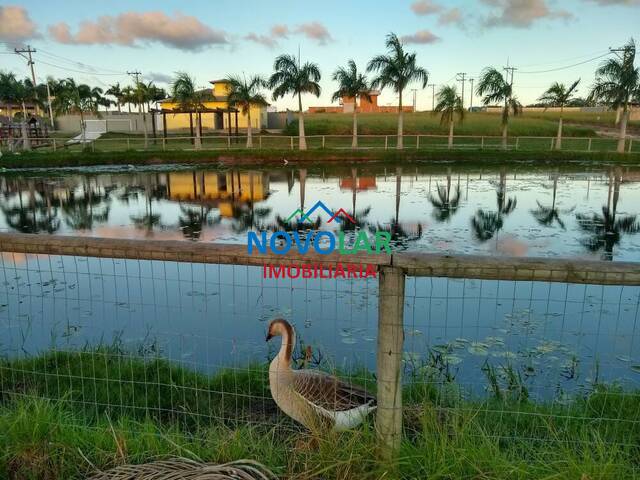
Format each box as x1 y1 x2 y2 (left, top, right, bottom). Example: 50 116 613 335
1 162 639 400
1 163 640 261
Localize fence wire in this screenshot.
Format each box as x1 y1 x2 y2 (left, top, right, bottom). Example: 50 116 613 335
0 247 639 450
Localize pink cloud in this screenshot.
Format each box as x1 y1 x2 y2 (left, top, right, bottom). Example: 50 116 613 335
48 11 228 51
0 5 39 42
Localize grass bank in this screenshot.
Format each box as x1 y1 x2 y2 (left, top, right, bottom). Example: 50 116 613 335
1 349 638 479
2 147 640 170
284 112 599 137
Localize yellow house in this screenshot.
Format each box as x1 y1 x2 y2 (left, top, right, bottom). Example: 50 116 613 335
159 79 268 134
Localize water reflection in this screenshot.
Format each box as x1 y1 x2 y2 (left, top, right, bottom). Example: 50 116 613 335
576 171 640 261
0 164 639 260
471 170 517 243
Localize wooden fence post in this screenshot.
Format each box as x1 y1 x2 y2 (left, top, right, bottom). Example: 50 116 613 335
416 135 420 149
322 135 325 149
376 266 405 460
52 138 57 152
550 138 554 151
162 137 166 151
629 138 633 154
290 136 294 150
588 138 592 152
385 135 388 150
515 137 519 150
259 136 262 149
481 136 484 150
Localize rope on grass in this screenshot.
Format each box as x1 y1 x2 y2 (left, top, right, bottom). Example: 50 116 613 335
87 458 279 480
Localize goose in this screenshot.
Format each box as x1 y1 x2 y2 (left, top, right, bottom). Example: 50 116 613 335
266 318 376 432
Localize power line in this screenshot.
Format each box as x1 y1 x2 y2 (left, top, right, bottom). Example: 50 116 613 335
518 52 611 74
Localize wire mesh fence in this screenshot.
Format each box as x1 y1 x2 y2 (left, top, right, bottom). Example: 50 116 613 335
3 133 638 155
0 234 639 474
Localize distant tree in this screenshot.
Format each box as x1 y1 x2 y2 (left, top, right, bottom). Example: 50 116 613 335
367 33 428 149
476 67 522 149
226 75 268 148
434 85 464 149
589 38 639 153
268 54 321 150
106 83 124 113
538 79 580 150
53 78 100 144
121 86 135 113
332 60 371 148
171 72 207 150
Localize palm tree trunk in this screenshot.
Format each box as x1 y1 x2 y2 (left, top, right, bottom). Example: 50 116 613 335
246 108 253 148
397 91 404 149
20 102 31 151
117 101 121 113
195 111 202 150
617 107 628 153
352 110 358 149
555 117 563 151
298 93 307 150
142 105 149 149
448 119 454 149
502 103 508 150
80 110 86 145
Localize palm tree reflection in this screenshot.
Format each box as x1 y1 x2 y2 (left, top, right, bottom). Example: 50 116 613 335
530 174 574 229
178 205 221 241
576 171 640 260
429 170 461 222
471 170 517 243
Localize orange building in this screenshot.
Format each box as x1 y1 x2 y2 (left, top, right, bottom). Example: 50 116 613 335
308 90 414 114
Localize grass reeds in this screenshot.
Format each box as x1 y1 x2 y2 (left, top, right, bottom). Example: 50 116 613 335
1 349 639 479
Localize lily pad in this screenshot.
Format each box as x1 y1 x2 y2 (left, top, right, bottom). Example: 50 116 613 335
630 365 640 374
468 343 489 356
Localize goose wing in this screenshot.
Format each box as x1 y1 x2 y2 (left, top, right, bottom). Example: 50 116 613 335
292 369 376 412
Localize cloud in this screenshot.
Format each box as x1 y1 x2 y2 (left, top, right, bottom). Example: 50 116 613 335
47 11 228 50
146 72 173 84
0 5 39 42
295 22 332 45
410 0 442 15
245 32 279 48
270 24 290 39
401 30 441 44
438 8 465 26
480 0 573 28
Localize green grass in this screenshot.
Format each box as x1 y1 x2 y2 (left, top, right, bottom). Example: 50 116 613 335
284 111 598 137
1 349 638 479
3 146 640 170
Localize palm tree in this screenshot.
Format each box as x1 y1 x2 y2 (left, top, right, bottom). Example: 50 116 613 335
53 78 99 144
106 83 124 113
268 54 321 150
589 39 638 153
0 73 34 150
121 86 135 113
476 67 522 149
332 60 371 148
171 72 206 150
133 81 153 148
226 75 268 148
367 33 429 149
434 85 464 149
538 80 580 150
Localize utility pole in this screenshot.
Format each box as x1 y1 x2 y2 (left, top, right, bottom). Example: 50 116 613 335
469 78 474 111
127 70 142 113
14 45 47 121
456 73 467 109
428 83 436 111
503 66 517 87
411 89 417 112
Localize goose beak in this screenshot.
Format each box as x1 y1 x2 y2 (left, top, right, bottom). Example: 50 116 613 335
265 333 273 342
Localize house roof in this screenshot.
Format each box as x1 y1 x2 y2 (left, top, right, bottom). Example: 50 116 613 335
209 79 231 84
159 88 227 104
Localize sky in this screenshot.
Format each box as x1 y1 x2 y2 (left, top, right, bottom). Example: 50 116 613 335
0 0 639 110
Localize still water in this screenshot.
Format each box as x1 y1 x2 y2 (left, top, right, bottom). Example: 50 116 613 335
1 164 640 260
1 163 639 399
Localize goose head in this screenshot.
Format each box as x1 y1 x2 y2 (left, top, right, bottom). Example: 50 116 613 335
265 318 293 342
